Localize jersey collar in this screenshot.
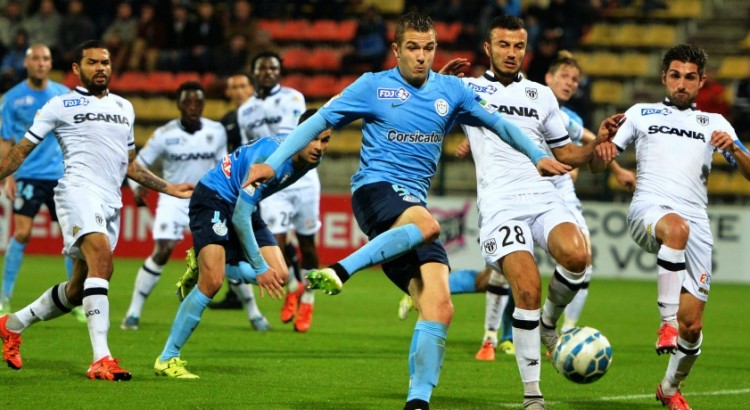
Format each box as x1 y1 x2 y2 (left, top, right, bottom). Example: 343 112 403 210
74 86 108 97
662 97 696 111
255 84 281 99
483 70 522 84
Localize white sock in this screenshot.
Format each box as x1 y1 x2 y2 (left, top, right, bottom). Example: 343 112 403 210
288 266 300 292
300 289 315 304
483 270 506 344
563 267 592 329
662 333 702 395
83 277 111 362
657 246 684 323
542 265 585 328
10 282 73 332
231 282 262 319
125 257 164 318
512 307 542 397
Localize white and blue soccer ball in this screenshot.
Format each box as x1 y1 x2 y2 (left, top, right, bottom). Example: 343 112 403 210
552 326 612 384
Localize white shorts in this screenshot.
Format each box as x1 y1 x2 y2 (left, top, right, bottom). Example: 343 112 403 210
627 200 713 301
152 194 190 241
260 173 321 236
479 193 578 271
54 184 121 259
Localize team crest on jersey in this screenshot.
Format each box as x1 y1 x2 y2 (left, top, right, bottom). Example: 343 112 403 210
525 87 538 100
63 97 88 107
434 99 449 116
482 238 497 255
95 213 104 226
221 155 232 178
377 87 411 102
696 115 709 126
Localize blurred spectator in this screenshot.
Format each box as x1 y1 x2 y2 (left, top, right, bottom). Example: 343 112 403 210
224 0 258 51
341 5 387 74
22 0 61 54
732 78 750 141
102 1 137 73
128 2 167 72
215 33 250 77
0 28 27 91
695 65 730 118
158 3 194 72
189 0 223 73
58 0 97 69
0 0 24 53
524 29 561 84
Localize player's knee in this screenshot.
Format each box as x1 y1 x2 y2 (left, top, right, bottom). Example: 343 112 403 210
513 287 541 309
13 231 31 244
557 247 588 274
678 318 703 342
660 219 690 249
419 218 441 243
199 272 224 296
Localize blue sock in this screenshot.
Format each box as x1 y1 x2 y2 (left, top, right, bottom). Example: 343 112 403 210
1 238 27 299
160 287 212 361
448 269 479 294
501 293 515 342
225 262 258 285
407 320 448 403
339 224 423 277
64 256 74 280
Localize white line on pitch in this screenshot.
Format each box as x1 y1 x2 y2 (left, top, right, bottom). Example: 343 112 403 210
497 388 750 407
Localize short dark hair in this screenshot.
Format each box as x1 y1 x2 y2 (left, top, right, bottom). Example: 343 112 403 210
250 50 283 72
73 40 108 64
176 81 204 102
486 16 525 42
298 108 317 125
661 44 708 75
548 50 581 75
394 12 434 46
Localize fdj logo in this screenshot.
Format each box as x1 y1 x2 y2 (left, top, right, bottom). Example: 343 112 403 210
377 87 410 101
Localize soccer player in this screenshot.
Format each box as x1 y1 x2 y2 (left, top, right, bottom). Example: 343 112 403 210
238 51 320 333
543 52 637 331
0 44 85 322
457 17 621 409
244 13 570 410
595 44 750 410
208 73 261 315
0 40 193 380
153 109 330 379
120 81 227 330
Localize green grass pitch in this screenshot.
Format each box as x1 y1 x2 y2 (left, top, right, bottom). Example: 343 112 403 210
1 255 749 409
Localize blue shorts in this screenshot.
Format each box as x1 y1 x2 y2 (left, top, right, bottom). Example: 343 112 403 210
188 183 276 265
13 178 58 221
352 182 449 293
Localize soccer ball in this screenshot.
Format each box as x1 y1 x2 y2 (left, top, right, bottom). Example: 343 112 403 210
552 326 612 384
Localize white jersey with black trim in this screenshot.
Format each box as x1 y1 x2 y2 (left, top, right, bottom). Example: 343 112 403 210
25 86 135 207
137 118 227 185
461 72 570 207
237 83 317 190
613 100 738 217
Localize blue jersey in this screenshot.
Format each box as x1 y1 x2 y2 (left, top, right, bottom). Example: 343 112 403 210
318 68 547 202
0 80 68 180
200 136 316 206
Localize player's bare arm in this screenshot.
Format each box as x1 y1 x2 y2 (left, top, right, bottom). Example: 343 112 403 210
0 138 35 181
438 58 470 77
711 130 750 180
243 163 276 188
0 139 18 199
579 127 635 190
126 151 194 198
